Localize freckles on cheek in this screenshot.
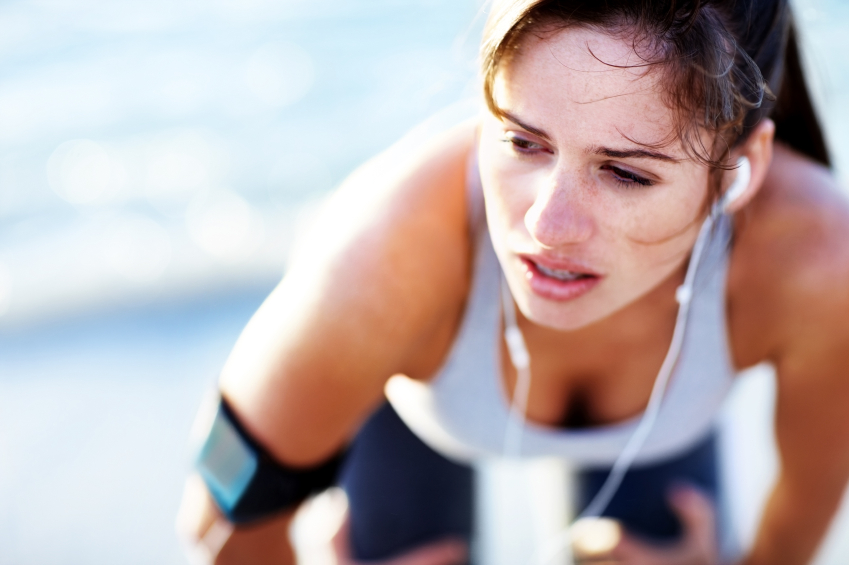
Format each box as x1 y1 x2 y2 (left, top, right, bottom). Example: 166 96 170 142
614 198 703 245
488 186 529 235
482 167 532 223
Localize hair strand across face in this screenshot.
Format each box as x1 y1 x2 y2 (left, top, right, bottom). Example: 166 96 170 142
480 0 830 198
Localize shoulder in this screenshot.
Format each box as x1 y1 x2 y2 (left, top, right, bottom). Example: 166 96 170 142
299 118 477 265
728 142 849 371
275 118 479 378
218 119 480 464
730 146 849 482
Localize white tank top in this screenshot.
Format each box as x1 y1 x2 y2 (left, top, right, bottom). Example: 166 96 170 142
386 159 736 467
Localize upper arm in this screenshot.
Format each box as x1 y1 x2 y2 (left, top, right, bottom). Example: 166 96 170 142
740 147 849 505
757 225 849 564
771 245 849 492
218 120 477 466
725 147 849 564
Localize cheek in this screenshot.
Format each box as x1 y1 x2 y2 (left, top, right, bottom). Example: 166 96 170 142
478 139 535 229
485 173 532 224
596 189 708 287
481 179 531 258
601 185 708 245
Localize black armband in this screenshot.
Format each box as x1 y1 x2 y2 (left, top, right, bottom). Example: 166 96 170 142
195 395 345 524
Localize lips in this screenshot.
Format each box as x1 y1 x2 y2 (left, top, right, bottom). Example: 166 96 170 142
519 255 602 301
535 262 589 281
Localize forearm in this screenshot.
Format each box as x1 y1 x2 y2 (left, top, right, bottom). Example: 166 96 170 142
177 473 298 565
216 512 298 565
739 476 843 565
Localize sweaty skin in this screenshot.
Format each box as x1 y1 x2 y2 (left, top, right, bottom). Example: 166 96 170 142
177 26 849 565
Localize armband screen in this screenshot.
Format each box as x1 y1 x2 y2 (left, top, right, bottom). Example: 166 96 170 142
194 396 345 524
196 401 258 514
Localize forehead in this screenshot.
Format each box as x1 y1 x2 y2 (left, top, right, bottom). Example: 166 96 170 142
494 26 678 152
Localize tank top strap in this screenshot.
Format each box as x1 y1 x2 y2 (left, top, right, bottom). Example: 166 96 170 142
465 144 486 239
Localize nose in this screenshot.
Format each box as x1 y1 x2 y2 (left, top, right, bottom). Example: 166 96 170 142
524 177 593 248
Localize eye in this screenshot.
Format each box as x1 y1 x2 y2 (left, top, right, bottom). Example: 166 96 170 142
500 132 550 155
601 164 654 187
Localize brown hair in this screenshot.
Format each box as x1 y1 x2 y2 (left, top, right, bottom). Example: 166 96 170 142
481 0 830 179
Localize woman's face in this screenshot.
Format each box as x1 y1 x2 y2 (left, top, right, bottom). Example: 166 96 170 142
479 25 712 331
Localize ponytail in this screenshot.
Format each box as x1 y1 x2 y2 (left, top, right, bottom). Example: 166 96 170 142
771 19 831 167
480 1 831 169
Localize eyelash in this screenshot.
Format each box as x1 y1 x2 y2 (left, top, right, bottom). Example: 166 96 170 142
501 134 655 188
501 135 547 155
602 165 654 187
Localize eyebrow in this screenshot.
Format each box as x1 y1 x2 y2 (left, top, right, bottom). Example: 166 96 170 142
590 146 679 163
500 110 552 141
500 110 678 163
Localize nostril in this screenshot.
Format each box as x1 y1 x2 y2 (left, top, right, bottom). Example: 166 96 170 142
523 198 546 243
524 194 593 247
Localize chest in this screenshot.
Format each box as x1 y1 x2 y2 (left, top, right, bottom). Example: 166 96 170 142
498 297 679 429
390 225 737 464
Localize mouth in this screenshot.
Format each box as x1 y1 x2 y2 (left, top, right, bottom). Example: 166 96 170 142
534 262 594 281
519 256 602 301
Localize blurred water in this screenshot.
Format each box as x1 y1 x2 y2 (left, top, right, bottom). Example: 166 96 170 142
0 0 483 326
0 291 268 564
1 1 849 564
0 2 483 563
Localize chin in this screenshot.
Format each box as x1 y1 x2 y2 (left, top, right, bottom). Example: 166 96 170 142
518 294 610 332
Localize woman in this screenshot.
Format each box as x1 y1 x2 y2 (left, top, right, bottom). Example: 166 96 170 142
177 0 849 563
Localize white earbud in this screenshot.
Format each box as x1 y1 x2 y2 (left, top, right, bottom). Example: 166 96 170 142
721 156 751 211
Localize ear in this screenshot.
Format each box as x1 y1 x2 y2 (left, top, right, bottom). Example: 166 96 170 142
721 118 775 214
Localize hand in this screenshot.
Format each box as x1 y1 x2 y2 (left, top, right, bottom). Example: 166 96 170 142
572 486 719 565
175 473 296 565
331 511 468 565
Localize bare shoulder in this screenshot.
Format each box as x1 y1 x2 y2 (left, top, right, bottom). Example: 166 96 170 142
220 119 478 464
286 118 478 378
293 118 477 284
730 145 849 498
729 142 849 371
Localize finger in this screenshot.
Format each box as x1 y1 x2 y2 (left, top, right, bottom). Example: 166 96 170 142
176 474 220 542
608 487 718 565
609 531 667 565
331 513 353 563
667 485 717 557
383 537 468 565
177 474 233 565
613 529 719 565
332 511 466 565
200 518 236 565
175 475 246 565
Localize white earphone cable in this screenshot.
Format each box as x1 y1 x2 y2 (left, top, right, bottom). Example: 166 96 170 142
500 209 721 564
502 279 532 458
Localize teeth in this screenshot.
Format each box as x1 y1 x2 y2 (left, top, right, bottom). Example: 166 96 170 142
537 263 584 281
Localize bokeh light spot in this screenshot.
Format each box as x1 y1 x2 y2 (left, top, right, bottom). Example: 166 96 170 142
267 151 333 206
105 215 172 284
0 261 12 316
146 134 210 195
47 139 115 204
244 41 315 108
186 189 264 262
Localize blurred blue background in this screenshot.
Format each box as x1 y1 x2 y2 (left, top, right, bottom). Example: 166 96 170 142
0 0 848 564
